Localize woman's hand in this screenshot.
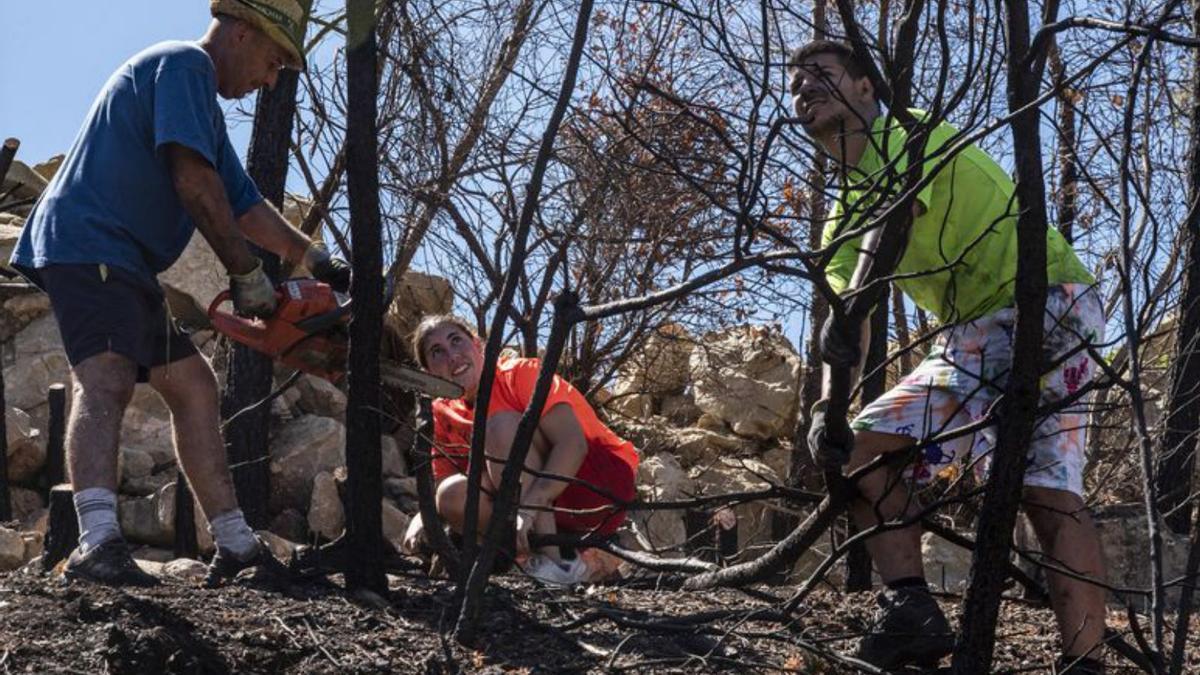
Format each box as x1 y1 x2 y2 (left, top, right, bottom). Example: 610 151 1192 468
515 492 551 555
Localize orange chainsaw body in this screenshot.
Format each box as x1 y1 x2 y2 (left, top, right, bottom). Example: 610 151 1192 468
207 279 349 383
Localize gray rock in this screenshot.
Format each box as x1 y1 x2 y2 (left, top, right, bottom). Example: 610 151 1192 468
269 415 346 513
922 531 974 593
257 530 298 563
119 484 175 547
381 434 407 478
20 531 44 564
295 375 347 419
119 447 155 488
269 509 310 544
381 500 410 553
3 315 70 412
2 292 51 339
0 527 27 571
383 273 454 361
691 324 800 441
689 457 780 551
6 406 46 482
9 487 44 528
164 558 208 580
307 471 345 542
630 453 693 554
120 386 173 455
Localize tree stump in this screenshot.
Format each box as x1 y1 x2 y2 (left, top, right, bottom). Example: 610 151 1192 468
43 484 78 570
41 384 67 498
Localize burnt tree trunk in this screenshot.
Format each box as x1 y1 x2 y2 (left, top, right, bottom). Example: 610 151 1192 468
951 0 1054 670
412 397 459 575
219 69 301 529
1049 44 1079 245
846 293 889 591
0 138 18 522
41 384 67 497
1169 508 1200 674
343 0 385 593
456 0 595 584
891 285 913 372
1155 0 1200 537
456 293 582 643
43 484 78 569
775 0 830 562
454 0 594 642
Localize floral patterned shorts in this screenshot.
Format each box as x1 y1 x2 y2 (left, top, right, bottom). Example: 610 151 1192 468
853 283 1104 496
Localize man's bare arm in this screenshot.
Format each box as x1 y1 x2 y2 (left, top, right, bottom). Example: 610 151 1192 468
166 143 257 275
236 201 312 267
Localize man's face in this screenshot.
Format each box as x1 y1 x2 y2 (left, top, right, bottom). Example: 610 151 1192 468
217 22 289 100
788 52 873 136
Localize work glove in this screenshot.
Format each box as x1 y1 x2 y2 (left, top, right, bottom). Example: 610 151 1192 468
229 258 278 319
303 241 352 294
819 312 861 368
807 399 855 469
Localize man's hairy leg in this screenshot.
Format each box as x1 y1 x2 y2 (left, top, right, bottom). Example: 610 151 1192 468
148 355 237 519
1022 486 1107 659
847 430 925 582
68 352 137 491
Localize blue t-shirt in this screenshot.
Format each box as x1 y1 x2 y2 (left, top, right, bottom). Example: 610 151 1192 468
10 41 263 287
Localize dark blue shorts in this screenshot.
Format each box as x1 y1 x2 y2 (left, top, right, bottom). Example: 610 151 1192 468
36 264 197 382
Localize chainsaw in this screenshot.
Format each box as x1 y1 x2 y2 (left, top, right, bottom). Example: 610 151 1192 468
207 278 463 399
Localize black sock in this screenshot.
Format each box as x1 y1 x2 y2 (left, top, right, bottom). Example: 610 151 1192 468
885 576 928 590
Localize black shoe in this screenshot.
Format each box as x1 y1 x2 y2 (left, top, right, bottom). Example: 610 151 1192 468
1055 655 1106 674
855 586 954 669
64 540 160 587
204 538 291 589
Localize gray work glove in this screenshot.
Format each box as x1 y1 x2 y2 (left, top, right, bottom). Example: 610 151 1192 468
303 241 351 294
819 312 861 368
807 399 854 469
229 258 278 319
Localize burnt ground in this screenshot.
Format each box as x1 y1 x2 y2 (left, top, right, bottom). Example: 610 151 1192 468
0 564 1194 674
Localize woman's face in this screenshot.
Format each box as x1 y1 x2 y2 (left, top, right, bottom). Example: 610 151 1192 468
420 323 484 401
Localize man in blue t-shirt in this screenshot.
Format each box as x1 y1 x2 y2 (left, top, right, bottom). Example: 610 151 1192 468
9 0 349 587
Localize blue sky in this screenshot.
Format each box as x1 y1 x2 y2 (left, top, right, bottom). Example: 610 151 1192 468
1 3 243 166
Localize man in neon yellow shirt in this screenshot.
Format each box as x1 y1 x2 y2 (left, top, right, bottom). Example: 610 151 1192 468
789 40 1107 673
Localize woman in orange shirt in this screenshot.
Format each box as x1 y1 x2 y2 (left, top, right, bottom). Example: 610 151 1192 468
401 314 638 583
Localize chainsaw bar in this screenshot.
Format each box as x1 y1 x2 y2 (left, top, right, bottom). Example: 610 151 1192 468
379 360 464 399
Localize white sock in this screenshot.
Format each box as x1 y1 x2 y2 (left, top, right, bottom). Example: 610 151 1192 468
73 487 122 554
208 509 259 560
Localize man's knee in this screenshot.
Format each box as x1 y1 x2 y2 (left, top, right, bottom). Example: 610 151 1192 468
848 430 915 471
150 355 218 412
72 351 138 408
1022 486 1092 537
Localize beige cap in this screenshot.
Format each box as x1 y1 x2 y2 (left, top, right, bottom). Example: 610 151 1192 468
210 0 310 70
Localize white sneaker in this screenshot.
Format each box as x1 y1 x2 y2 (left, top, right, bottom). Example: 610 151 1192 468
521 555 588 586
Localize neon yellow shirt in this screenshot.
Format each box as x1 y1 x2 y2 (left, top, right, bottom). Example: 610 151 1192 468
823 109 1094 323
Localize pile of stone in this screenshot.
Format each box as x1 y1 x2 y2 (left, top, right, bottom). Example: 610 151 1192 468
602 322 804 561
